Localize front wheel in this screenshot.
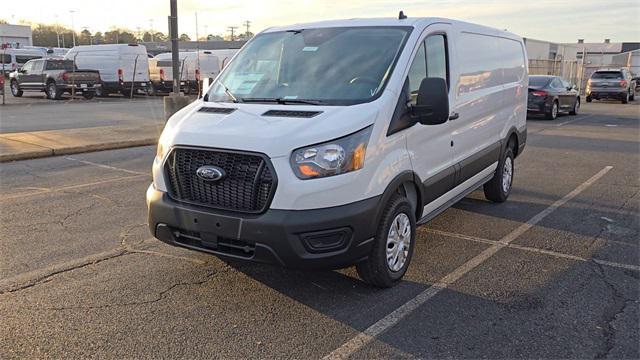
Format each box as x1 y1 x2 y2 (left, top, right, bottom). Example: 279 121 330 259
10 80 23 97
586 96 592 103
356 194 416 288
95 85 107 97
569 97 580 115
82 92 95 100
622 91 629 104
483 145 514 203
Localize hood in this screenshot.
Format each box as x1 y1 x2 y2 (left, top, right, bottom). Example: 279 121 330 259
163 101 380 158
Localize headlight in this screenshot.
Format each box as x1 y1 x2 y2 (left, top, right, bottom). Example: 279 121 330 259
155 142 166 163
290 126 372 179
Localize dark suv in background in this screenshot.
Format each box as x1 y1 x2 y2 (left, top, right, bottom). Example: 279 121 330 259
586 68 636 104
9 59 101 100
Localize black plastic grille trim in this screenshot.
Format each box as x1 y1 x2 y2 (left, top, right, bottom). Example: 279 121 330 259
262 110 322 118
164 147 277 213
198 107 237 114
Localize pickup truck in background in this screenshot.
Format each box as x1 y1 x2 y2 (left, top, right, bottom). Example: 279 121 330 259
9 58 101 100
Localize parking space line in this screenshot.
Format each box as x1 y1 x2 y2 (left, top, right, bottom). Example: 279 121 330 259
424 229 640 272
554 114 595 127
1 174 148 201
64 156 147 175
323 166 613 360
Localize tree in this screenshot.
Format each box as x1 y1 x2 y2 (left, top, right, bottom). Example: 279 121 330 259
32 24 72 47
93 32 104 44
0 19 8 24
104 29 137 44
206 34 224 41
80 29 92 45
179 33 191 41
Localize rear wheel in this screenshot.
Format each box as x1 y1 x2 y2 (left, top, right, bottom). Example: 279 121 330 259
46 81 62 100
586 96 592 103
95 85 107 97
356 194 416 288
82 92 95 100
569 97 580 115
10 80 23 97
622 91 629 104
484 144 515 203
147 83 157 96
121 89 132 98
545 100 558 120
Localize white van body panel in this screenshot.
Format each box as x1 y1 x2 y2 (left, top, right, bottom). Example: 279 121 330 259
153 51 221 81
1 49 44 72
153 17 527 212
65 44 150 82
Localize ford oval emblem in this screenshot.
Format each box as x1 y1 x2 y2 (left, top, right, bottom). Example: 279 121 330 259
196 165 225 182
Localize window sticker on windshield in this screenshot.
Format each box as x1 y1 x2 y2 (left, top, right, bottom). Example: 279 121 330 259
228 73 265 95
283 95 299 99
302 46 318 52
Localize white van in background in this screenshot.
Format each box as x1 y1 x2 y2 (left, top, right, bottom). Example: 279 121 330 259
205 49 239 70
148 51 220 95
148 16 528 287
1 48 45 75
65 44 150 97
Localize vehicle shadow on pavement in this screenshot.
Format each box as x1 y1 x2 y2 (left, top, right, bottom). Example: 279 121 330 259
223 259 430 332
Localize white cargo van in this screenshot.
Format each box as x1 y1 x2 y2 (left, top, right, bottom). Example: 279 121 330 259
1 48 44 74
147 16 528 287
65 44 149 96
148 51 220 95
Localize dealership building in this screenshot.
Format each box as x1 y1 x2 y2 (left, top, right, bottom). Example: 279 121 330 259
0 24 33 48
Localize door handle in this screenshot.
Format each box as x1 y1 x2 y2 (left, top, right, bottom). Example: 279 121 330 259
449 112 459 121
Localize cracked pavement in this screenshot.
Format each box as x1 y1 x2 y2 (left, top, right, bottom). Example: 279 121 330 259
0 101 638 358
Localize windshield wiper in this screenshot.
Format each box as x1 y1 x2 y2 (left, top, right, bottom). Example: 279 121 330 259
212 79 240 103
240 98 323 105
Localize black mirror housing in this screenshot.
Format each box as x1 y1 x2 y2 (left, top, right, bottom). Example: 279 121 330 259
412 77 449 125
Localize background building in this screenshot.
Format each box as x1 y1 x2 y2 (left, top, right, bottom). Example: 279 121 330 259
0 24 33 48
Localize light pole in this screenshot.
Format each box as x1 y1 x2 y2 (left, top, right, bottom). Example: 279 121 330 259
54 14 61 48
69 10 76 47
149 19 154 42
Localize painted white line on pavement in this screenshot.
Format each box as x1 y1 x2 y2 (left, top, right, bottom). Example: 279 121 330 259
65 156 147 175
555 114 595 127
425 229 640 272
1 174 148 201
323 166 613 360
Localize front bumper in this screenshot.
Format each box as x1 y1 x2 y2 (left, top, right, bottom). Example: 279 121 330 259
146 185 379 269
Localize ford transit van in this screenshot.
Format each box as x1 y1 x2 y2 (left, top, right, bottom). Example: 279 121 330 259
148 51 220 95
147 17 528 287
65 44 150 97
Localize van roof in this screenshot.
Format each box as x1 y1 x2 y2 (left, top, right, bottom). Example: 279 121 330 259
263 17 521 40
68 44 148 52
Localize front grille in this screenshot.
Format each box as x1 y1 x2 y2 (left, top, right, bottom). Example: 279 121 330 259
164 147 276 213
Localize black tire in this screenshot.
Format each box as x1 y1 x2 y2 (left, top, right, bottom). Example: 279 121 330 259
569 97 580 115
356 194 416 288
586 96 592 103
147 83 157 96
545 100 558 120
183 84 192 95
82 92 95 100
121 89 133 98
484 144 515 203
630 89 635 101
46 81 62 100
10 80 23 97
622 91 629 104
95 85 108 97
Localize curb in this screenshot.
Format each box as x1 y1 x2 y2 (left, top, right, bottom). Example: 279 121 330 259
0 138 157 163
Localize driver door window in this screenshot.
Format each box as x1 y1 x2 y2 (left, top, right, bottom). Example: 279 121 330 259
21 62 33 74
407 43 426 105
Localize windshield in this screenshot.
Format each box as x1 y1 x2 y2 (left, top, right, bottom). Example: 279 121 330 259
207 26 412 105
592 71 622 79
529 76 551 87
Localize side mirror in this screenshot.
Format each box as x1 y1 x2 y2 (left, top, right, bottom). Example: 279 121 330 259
411 77 449 125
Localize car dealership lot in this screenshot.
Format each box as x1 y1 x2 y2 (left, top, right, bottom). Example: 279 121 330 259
0 101 638 358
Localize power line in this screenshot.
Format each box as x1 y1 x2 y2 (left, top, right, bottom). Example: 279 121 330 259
243 20 251 36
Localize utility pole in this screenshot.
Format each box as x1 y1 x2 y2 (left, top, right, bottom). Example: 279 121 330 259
204 25 208 40
54 15 61 48
69 10 76 47
227 26 238 41
149 19 154 42
169 0 180 94
243 20 251 36
82 26 89 45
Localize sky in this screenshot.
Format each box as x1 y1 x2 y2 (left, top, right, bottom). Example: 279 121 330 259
5 0 640 43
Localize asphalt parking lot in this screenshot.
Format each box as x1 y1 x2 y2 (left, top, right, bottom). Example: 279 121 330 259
0 100 638 358
1 82 167 133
